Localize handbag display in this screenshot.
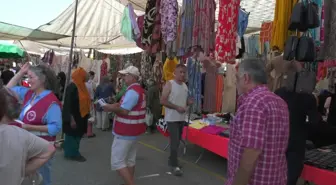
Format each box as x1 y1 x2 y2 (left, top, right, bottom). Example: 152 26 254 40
288 0 320 31
296 33 316 62
306 1 320 29
284 36 299 61
288 2 307 31
284 70 316 93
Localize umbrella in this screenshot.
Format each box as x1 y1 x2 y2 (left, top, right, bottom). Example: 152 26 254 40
0 43 25 58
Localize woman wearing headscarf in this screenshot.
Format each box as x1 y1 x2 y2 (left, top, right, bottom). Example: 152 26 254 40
62 67 91 162
95 76 115 131
0 85 56 185
6 63 62 185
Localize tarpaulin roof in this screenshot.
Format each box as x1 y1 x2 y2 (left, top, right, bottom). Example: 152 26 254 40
117 0 275 28
0 22 70 41
13 40 143 56
36 0 144 49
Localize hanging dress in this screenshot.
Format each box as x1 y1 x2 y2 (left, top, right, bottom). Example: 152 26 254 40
271 0 298 51
203 60 217 113
215 0 240 63
192 0 216 55
216 72 224 112
142 0 157 46
153 59 164 90
187 57 202 113
160 0 178 43
150 0 163 54
178 0 194 56
140 52 153 86
222 64 237 113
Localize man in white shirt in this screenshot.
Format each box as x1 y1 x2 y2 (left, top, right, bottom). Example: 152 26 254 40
86 71 96 100
161 64 192 176
86 71 96 138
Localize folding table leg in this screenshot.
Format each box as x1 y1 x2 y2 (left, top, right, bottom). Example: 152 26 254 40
195 149 205 164
181 140 187 155
163 142 170 151
164 140 187 152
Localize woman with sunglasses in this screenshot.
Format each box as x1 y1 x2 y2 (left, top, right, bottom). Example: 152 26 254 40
6 63 62 185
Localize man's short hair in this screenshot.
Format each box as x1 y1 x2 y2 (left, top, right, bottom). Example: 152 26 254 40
89 71 95 76
175 64 186 69
238 58 267 85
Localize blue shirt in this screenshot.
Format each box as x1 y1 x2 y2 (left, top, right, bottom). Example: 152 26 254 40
113 89 139 140
237 9 249 37
95 84 115 111
11 86 62 136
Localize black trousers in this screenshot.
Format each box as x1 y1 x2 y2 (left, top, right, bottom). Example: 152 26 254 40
286 137 306 185
167 121 184 167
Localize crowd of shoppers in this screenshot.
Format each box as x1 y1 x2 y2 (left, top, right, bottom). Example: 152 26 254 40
0 56 327 185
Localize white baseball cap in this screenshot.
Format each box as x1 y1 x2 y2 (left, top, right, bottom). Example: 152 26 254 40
118 66 140 77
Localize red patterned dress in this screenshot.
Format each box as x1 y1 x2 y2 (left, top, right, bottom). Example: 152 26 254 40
215 0 240 63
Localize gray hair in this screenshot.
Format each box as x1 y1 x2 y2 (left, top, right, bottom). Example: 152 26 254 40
29 65 59 94
238 58 267 84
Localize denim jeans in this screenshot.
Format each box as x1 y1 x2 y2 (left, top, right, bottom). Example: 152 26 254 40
167 121 184 167
38 159 52 185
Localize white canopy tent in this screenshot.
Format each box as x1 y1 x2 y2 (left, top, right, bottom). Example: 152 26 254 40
12 40 143 56
18 0 276 55
35 0 144 50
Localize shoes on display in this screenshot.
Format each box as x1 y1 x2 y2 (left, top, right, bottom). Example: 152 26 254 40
305 147 336 170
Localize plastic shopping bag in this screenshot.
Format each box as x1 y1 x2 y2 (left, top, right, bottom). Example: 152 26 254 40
145 108 153 126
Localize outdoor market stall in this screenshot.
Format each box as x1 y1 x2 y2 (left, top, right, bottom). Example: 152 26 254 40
182 123 336 185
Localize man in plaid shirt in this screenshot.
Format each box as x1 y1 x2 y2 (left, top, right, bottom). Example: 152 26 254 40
226 59 290 185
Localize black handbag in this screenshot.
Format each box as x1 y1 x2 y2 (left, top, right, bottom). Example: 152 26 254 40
288 2 308 31
296 33 316 62
284 70 316 93
306 1 320 29
284 36 299 61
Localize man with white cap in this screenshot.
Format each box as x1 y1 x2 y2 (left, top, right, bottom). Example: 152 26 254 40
103 66 146 185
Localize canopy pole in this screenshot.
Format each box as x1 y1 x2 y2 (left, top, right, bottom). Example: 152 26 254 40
63 0 79 102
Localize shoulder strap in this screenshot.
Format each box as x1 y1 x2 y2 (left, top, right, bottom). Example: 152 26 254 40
23 90 34 105
293 72 299 92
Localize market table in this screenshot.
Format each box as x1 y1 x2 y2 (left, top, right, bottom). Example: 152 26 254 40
182 126 336 185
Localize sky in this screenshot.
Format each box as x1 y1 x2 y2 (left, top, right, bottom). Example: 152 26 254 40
0 0 72 29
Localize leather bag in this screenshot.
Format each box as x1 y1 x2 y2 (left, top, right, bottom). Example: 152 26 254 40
288 2 308 31
306 1 320 29
284 70 316 93
284 36 299 61
296 33 316 62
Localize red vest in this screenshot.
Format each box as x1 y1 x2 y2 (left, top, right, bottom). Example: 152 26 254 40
22 90 61 141
114 84 147 136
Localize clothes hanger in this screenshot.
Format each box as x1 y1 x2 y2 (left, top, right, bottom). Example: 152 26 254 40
239 6 250 15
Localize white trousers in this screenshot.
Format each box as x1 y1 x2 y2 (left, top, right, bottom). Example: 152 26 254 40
111 137 137 170
96 111 109 129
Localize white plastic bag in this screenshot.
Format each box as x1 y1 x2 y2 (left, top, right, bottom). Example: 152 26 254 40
145 108 153 126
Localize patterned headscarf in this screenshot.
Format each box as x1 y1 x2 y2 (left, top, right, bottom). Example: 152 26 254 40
72 68 91 117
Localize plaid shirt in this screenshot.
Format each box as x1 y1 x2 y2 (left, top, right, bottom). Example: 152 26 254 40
226 86 289 185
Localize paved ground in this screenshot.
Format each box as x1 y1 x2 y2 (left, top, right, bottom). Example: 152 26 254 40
52 129 228 185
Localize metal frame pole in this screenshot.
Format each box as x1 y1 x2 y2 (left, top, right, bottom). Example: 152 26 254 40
63 0 79 102
59 0 79 141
